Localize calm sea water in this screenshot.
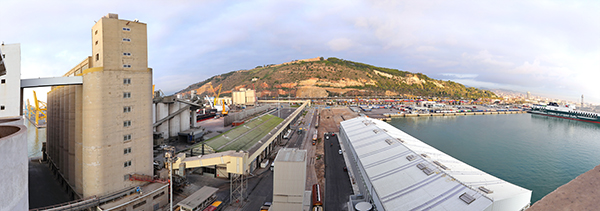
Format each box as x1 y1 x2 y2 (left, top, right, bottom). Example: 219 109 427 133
25 118 45 158
389 113 600 203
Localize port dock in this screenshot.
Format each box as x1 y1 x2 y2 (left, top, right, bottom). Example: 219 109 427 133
362 109 527 121
389 110 527 117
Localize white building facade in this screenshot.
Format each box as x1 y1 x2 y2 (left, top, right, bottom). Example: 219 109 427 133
0 43 21 118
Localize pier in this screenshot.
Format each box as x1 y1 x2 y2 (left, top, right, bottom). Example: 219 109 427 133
363 110 527 121
389 110 527 117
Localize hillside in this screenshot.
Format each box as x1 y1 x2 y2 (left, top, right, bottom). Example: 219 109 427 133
177 57 497 99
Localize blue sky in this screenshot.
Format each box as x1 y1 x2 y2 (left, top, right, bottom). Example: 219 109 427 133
2 0 599 103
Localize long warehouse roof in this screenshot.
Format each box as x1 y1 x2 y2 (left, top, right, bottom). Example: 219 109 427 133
340 117 531 211
202 114 283 152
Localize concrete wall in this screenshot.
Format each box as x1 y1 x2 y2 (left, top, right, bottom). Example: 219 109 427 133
223 105 270 126
245 89 256 105
155 103 169 138
0 124 28 211
46 14 153 198
168 103 181 138
272 149 306 211
233 91 245 105
81 69 153 197
47 84 82 197
232 89 256 105
100 184 168 211
154 101 191 138
0 117 23 125
0 44 21 118
91 14 148 72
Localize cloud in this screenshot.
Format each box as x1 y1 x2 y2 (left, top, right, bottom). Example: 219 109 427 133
461 50 513 67
328 38 354 51
416 46 438 52
1 0 598 103
427 59 459 68
440 73 478 79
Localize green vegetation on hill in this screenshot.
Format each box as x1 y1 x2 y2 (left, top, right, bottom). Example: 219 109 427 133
178 57 498 99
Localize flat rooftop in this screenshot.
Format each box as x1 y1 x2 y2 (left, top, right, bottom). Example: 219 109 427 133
275 148 306 162
176 186 218 210
99 183 168 210
341 117 531 211
203 114 283 152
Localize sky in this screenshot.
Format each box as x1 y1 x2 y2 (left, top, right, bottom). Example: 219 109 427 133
1 0 599 103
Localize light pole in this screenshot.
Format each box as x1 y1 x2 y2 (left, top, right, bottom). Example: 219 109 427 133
164 146 178 211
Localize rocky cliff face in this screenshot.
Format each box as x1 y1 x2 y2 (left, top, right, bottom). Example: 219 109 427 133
178 57 497 99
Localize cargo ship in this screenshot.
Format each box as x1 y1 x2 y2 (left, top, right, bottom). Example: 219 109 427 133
196 109 218 122
529 102 600 124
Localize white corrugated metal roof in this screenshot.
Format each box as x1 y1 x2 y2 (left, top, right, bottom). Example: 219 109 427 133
341 117 531 211
177 186 218 210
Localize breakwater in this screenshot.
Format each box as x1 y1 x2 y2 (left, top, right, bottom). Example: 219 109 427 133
388 110 526 117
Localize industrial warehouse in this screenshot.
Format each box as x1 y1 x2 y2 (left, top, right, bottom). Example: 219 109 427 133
339 116 532 211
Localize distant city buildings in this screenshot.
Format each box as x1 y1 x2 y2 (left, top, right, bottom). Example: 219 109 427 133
493 90 594 108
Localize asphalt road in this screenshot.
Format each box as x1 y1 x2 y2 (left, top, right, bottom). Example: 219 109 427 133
29 160 71 209
324 134 353 211
268 107 295 119
241 169 274 211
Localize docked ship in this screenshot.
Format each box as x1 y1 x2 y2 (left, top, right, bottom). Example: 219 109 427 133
196 108 218 122
529 102 600 124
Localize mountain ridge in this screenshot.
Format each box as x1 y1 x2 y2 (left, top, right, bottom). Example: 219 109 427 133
177 57 498 99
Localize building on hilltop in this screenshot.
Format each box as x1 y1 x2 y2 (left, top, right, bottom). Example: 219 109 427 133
46 13 154 199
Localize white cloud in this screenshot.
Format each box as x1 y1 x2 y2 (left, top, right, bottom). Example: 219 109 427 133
441 73 477 79
416 46 438 52
426 59 459 68
0 0 598 103
327 38 354 52
461 50 513 67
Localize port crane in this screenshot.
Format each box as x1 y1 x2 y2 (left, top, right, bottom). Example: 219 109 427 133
205 83 230 116
26 90 47 127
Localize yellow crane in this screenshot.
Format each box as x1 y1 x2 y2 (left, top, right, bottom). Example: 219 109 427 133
209 84 229 116
31 90 47 126
210 84 223 105
26 99 33 120
222 103 228 116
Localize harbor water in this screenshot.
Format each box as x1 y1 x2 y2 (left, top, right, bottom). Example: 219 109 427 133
25 118 45 158
389 113 600 203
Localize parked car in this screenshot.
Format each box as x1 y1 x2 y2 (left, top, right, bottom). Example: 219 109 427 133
338 149 342 155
